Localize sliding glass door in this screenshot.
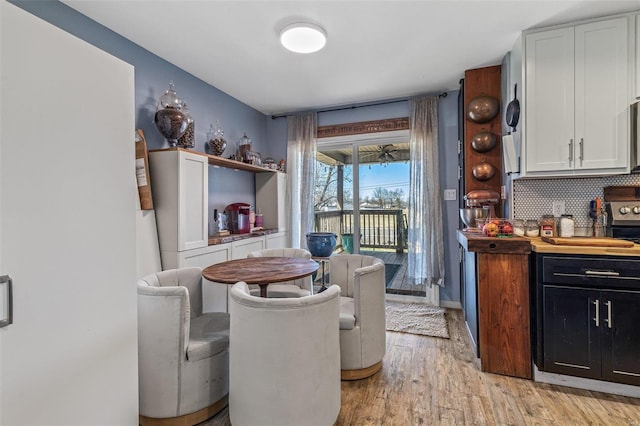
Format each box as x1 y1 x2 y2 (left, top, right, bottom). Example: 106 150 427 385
314 132 420 295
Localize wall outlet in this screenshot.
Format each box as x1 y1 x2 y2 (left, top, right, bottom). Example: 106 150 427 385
552 200 566 217
443 189 457 201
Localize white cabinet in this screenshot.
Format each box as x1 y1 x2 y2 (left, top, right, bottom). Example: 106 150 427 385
524 17 630 177
149 149 209 253
163 243 232 313
266 232 288 249
231 237 266 259
256 172 287 232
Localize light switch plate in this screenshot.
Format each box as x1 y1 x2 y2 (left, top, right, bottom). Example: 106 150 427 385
443 189 457 201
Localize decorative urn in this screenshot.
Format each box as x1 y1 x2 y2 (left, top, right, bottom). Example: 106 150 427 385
154 82 188 147
306 232 337 257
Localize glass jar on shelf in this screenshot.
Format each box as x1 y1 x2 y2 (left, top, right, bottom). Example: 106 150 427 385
154 81 187 147
206 121 227 156
238 132 252 162
177 102 194 149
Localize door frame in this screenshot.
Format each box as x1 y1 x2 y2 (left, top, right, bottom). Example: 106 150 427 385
318 130 410 254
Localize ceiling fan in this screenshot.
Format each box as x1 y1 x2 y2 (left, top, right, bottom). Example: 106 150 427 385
377 144 398 165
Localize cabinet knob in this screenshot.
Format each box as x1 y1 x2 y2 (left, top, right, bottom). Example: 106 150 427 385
619 206 631 214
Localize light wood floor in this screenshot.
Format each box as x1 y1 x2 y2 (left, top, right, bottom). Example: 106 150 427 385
199 309 640 425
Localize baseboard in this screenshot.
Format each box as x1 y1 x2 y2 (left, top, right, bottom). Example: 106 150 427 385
534 365 640 398
440 300 462 309
384 294 461 310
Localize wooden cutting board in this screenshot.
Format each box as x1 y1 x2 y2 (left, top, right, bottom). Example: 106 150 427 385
541 236 635 248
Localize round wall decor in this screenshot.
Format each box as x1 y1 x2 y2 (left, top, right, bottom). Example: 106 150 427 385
471 131 497 153
472 162 495 181
467 95 499 123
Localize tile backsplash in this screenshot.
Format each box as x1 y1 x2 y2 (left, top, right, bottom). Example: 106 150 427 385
513 174 640 227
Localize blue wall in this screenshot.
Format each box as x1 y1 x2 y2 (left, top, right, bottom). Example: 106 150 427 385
16 1 462 305
12 0 275 213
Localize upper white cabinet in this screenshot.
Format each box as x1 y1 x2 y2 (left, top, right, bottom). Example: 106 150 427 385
149 149 209 253
523 17 630 177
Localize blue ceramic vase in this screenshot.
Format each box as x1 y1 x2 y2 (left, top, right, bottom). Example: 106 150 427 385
306 232 337 257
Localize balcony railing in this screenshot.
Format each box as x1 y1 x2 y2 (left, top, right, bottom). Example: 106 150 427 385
314 209 407 253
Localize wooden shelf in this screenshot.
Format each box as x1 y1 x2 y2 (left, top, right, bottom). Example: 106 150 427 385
149 147 281 173
208 154 279 173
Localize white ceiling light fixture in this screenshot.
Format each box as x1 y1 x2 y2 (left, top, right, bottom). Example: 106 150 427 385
280 22 327 54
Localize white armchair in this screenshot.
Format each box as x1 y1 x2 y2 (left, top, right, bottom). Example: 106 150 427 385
137 267 229 425
229 281 341 426
329 254 386 380
247 247 313 297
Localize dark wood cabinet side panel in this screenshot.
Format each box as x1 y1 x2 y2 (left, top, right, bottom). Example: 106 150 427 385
478 253 532 379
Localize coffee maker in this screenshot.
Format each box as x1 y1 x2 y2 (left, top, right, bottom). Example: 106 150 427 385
224 202 251 234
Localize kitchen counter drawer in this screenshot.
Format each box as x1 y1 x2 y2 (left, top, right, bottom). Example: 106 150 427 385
541 255 640 290
457 231 531 254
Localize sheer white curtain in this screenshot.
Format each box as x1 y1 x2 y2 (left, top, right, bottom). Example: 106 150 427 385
286 112 317 248
408 96 445 291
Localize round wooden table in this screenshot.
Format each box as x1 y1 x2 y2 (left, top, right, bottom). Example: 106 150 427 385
202 257 319 297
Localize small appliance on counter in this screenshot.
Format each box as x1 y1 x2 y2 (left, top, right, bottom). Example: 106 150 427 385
463 189 500 218
224 202 251 234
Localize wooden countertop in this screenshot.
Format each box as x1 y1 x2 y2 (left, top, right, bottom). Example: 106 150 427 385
458 230 640 257
457 230 531 254
208 228 279 245
528 237 640 257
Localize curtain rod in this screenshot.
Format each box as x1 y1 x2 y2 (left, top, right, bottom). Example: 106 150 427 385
270 92 448 120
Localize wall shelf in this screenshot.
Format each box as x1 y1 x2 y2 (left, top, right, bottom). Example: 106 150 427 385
150 147 281 173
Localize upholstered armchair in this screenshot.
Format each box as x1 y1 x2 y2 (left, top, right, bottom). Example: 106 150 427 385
329 254 386 380
137 267 229 425
247 247 313 297
228 281 341 426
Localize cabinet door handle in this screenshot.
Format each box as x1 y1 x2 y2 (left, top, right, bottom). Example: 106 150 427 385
579 138 584 166
605 300 613 329
585 270 620 276
593 299 600 327
568 139 574 165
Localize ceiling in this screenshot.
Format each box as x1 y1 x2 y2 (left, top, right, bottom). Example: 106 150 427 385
319 143 410 166
62 1 640 116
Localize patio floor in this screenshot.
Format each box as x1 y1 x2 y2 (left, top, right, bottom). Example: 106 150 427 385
313 249 426 296
359 250 426 296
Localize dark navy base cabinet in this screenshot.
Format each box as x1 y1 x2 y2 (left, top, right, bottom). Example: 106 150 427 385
535 253 640 386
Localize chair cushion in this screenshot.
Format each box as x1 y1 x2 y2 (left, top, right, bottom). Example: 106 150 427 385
186 312 230 362
339 296 355 330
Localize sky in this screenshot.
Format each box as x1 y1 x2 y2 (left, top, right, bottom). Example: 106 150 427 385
358 162 409 200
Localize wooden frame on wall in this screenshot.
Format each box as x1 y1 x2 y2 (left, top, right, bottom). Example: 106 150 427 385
317 117 409 139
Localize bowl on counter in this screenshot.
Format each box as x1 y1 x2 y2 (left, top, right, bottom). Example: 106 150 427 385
459 208 489 229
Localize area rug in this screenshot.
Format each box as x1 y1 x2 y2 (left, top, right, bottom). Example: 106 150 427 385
384 263 402 287
385 301 449 339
